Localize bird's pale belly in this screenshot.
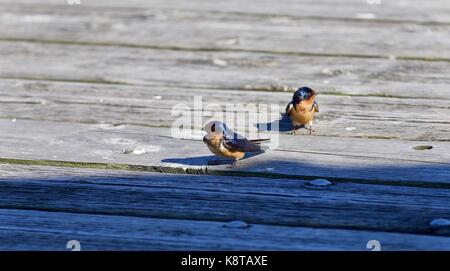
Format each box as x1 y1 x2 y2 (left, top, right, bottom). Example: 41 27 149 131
206 140 245 160
290 110 314 126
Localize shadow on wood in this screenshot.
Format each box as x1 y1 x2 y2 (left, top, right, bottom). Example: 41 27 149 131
209 158 450 186
1 165 450 251
161 155 215 166
161 151 266 166
256 113 312 134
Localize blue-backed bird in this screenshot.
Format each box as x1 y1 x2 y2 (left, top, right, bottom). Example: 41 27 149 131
202 121 270 166
285 87 319 135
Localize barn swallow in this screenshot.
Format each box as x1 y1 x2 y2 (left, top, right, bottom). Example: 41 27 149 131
202 121 270 166
285 87 319 135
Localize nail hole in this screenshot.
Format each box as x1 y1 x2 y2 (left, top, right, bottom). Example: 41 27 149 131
223 220 249 229
430 218 450 229
412 145 433 151
308 179 332 187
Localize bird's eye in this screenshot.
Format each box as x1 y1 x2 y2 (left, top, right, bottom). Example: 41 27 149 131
211 123 216 132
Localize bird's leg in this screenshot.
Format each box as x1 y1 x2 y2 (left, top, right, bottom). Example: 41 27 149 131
227 159 239 168
288 124 302 135
308 121 315 135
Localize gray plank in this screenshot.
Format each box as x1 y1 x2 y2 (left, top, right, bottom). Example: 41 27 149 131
0 79 449 141
0 3 449 60
1 41 450 101
0 119 448 184
1 165 450 236
2 208 450 251
2 0 450 24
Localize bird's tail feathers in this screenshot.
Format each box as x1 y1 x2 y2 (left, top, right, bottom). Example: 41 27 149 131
249 138 271 151
249 138 271 144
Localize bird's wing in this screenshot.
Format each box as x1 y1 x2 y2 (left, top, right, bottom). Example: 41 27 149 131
223 138 261 152
285 102 294 116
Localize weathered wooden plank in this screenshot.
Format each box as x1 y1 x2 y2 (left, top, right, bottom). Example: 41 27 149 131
2 208 450 251
0 0 447 252
0 79 449 141
0 119 448 185
1 41 450 101
2 0 450 24
1 165 450 236
0 3 449 60
0 6 450 61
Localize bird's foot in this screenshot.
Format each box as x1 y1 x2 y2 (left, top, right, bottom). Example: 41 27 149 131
227 160 239 168
288 130 298 135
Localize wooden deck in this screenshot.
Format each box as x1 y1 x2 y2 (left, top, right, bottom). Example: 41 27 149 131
0 0 449 250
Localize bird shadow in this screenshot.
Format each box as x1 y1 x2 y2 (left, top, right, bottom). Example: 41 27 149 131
161 155 215 166
161 152 266 166
257 113 312 134
256 113 292 132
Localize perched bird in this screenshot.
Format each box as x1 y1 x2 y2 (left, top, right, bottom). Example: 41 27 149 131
202 121 270 166
285 87 319 135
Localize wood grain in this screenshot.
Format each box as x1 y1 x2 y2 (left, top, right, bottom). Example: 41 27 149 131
0 0 449 251
1 165 450 237
0 119 448 185
2 0 450 23
2 0 450 24
0 79 449 141
1 41 450 101
0 0 450 60
2 208 450 251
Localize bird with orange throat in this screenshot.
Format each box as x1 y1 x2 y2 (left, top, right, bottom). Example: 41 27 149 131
202 121 270 166
285 87 319 135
